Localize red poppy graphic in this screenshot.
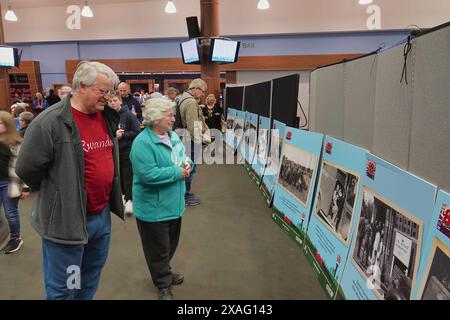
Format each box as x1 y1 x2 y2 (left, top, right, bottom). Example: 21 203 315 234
366 160 376 179
440 204 450 227
326 142 332 154
286 131 292 140
301 212 306 220
314 252 324 266
337 255 342 265
283 215 292 225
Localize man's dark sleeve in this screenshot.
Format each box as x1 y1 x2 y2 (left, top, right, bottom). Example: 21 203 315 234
15 120 54 190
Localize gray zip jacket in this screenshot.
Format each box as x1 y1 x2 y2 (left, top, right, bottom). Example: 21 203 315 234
16 96 125 245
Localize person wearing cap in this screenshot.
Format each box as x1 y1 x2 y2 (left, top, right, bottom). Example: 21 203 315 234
178 78 208 206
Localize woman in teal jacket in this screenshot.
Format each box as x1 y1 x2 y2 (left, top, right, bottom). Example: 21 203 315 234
130 97 194 300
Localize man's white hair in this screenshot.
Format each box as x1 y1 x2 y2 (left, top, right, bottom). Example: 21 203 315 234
188 78 207 91
72 61 119 93
142 97 173 128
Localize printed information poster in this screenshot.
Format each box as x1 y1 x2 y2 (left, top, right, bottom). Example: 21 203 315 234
339 153 437 300
241 112 259 172
224 108 237 149
413 190 450 300
272 128 324 249
305 136 368 299
260 120 286 206
249 115 271 185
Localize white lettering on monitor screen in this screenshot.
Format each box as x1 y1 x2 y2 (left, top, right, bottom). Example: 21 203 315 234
212 39 238 63
0 47 14 67
181 39 199 64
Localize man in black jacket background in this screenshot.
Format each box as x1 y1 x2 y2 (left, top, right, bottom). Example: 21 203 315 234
118 82 142 122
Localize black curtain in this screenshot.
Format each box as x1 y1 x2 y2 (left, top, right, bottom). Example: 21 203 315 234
271 74 299 128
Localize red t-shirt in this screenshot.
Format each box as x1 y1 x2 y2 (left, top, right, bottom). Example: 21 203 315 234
72 108 114 215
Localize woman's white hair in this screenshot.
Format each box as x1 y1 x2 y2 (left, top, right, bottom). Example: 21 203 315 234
72 61 119 93
142 97 173 128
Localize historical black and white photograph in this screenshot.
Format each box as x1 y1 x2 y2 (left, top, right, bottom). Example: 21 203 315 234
248 122 258 155
234 119 244 144
226 116 235 130
277 142 317 207
244 120 251 146
256 129 269 161
352 188 422 300
314 161 359 244
420 239 450 300
265 134 283 174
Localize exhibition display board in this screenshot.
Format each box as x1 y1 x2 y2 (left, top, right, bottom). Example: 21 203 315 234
272 128 323 247
413 190 450 300
304 136 368 299
339 153 437 300
249 116 271 185
260 120 286 206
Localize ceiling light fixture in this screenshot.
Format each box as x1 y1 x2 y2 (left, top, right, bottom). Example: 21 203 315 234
4 5 18 22
257 0 270 10
358 0 373 5
165 1 177 14
81 0 94 18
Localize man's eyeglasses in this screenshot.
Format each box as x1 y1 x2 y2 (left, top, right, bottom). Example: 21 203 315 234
94 87 116 97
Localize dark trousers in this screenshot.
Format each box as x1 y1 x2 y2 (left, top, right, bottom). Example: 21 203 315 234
136 217 182 289
119 152 133 201
185 141 201 196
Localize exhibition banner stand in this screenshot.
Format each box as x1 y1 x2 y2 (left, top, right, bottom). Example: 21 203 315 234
241 112 259 172
260 120 286 206
272 128 324 249
413 190 450 300
250 116 271 186
304 136 368 299
339 153 437 300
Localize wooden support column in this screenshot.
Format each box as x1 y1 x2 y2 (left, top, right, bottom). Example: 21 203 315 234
200 0 221 101
0 3 11 111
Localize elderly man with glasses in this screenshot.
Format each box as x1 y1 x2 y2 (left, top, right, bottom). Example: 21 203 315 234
16 61 124 300
176 78 209 206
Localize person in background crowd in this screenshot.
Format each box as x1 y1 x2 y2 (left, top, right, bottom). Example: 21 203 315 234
46 89 61 106
58 85 72 100
137 89 147 105
16 61 124 300
31 92 49 115
10 103 26 131
0 111 30 254
18 112 34 137
150 92 163 99
202 93 222 131
166 87 179 116
108 94 140 216
166 87 179 103
130 98 194 300
118 82 142 122
178 78 209 206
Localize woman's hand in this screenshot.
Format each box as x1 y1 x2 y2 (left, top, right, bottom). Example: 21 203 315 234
20 191 30 200
181 168 190 178
116 129 125 140
184 161 191 172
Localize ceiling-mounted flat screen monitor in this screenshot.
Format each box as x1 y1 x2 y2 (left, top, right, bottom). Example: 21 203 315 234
210 39 240 63
0 47 21 68
0 47 15 67
180 39 200 64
